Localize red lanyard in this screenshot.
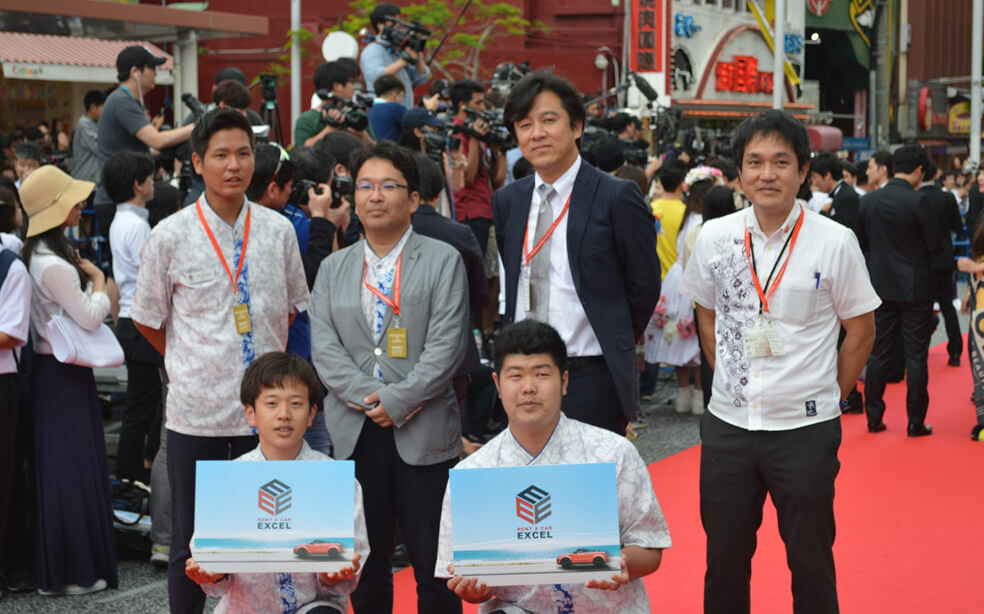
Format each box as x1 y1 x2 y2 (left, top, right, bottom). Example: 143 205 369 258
363 253 402 316
196 198 251 293
523 192 572 267
743 206 804 314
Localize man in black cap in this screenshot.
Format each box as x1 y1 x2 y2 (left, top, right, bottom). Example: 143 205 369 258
93 45 193 234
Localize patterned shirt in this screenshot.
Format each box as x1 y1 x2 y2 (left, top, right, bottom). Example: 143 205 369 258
434 414 671 613
131 198 309 437
680 206 881 431
201 441 370 614
361 227 413 381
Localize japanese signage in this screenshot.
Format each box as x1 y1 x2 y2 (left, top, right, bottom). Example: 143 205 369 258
714 55 774 94
629 0 668 74
949 100 970 135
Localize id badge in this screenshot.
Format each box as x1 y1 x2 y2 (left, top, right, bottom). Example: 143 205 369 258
520 267 532 313
233 303 252 335
742 320 785 358
387 328 408 358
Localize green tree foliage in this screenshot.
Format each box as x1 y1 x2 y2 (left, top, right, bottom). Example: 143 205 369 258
338 0 546 81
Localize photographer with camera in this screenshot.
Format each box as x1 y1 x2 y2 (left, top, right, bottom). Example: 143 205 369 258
294 62 365 148
361 3 430 109
94 46 194 235
367 75 407 143
450 80 506 257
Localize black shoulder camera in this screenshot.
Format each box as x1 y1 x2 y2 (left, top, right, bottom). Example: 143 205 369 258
315 91 371 132
290 176 354 207
463 107 512 148
377 18 431 58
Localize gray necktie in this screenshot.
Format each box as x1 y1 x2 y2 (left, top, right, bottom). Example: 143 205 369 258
530 184 555 321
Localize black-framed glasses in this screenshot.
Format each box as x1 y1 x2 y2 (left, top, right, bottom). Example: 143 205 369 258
355 182 409 194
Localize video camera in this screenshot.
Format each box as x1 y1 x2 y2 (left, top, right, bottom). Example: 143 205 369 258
41 151 70 173
421 128 463 164
619 138 650 168
289 175 354 208
462 107 512 148
315 91 372 132
377 18 431 59
490 62 531 97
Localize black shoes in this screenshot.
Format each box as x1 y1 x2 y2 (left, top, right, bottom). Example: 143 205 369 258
906 423 933 437
948 356 961 367
868 421 887 433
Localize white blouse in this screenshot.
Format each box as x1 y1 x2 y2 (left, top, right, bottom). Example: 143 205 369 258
27 245 110 355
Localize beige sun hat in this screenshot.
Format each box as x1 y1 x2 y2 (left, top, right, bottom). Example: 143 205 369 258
20 165 95 238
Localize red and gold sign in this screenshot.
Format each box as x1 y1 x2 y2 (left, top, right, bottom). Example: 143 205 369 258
714 55 774 94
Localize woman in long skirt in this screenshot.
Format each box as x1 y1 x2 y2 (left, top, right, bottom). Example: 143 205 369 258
21 165 118 595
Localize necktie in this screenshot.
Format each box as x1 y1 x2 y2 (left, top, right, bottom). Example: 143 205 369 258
531 184 555 322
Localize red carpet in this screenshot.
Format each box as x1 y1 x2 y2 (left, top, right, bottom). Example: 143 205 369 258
376 343 983 613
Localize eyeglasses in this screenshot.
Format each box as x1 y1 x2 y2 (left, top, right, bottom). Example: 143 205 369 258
355 182 409 195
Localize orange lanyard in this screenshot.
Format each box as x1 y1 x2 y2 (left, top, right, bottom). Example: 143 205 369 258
195 198 251 293
743 206 804 314
363 253 402 316
523 192 572 268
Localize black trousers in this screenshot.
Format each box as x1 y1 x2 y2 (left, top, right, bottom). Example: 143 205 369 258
116 318 164 483
0 373 16 569
935 270 963 359
561 358 626 435
700 411 841 614
463 217 492 258
166 430 256 614
864 300 934 428
349 420 461 614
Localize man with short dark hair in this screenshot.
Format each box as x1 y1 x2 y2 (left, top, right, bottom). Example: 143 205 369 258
211 79 252 114
810 152 860 235
495 70 660 435
866 150 893 190
72 90 105 184
95 45 194 233
858 144 941 436
295 61 360 148
368 74 407 143
310 141 468 614
12 143 41 189
131 108 308 613
682 110 879 614
361 3 429 108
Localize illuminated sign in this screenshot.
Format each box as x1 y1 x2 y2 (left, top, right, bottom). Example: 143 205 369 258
714 55 774 94
630 0 667 74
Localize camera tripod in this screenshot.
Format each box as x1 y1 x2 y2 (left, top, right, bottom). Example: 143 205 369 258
261 99 284 146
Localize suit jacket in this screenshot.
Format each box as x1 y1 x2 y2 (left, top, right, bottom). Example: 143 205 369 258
823 180 860 238
412 203 490 375
919 184 962 271
493 160 660 422
967 185 984 239
309 230 469 465
857 177 942 303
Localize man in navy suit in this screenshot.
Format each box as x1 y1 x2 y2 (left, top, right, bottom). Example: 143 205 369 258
493 71 660 434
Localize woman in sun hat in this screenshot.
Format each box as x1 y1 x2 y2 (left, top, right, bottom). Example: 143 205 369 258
20 165 118 596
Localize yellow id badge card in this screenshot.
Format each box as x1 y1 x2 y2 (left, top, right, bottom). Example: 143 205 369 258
233 303 252 335
387 328 408 358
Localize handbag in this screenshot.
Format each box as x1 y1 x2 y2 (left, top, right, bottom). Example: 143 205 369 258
46 314 124 368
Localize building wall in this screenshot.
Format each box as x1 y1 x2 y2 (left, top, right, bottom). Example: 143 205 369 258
905 0 977 82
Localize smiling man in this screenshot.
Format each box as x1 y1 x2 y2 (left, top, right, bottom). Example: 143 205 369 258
681 110 880 614
309 141 468 614
493 70 660 436
433 320 671 613
130 108 309 613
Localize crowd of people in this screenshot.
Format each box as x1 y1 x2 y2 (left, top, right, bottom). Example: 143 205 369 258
2 3 984 613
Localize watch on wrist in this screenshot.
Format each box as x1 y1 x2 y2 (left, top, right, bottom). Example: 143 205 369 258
838 399 848 411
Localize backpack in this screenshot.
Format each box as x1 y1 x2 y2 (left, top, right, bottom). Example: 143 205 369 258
0 248 35 406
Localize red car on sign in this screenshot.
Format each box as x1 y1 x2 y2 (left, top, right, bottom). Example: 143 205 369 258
293 540 343 557
556 548 608 568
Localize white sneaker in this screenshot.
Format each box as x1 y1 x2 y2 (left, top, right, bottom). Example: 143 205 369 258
691 388 705 415
150 543 169 566
675 386 693 414
38 579 107 596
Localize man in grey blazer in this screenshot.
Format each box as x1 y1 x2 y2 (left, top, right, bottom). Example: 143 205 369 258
310 141 468 614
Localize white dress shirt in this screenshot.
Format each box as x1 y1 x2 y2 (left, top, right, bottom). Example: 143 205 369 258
202 441 370 614
680 205 881 431
0 252 31 374
434 414 672 613
514 156 603 356
131 198 309 437
361 226 413 380
27 246 111 356
110 202 151 319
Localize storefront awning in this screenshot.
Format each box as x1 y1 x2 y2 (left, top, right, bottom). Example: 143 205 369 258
671 99 814 122
806 125 843 152
0 32 173 84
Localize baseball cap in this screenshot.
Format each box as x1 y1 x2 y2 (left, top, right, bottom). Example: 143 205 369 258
402 108 444 130
116 45 167 78
215 67 247 86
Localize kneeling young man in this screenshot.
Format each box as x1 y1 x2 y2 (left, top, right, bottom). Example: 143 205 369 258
434 320 671 613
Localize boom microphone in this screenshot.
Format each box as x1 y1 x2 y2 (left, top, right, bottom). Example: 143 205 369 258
181 93 207 119
629 72 660 103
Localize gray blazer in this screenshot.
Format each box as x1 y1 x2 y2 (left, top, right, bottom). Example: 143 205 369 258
310 230 468 465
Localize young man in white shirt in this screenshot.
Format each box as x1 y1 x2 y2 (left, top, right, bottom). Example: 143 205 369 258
435 320 671 613
131 108 309 613
105 150 161 485
681 110 880 614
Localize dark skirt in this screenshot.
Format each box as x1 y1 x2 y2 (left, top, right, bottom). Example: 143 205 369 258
31 354 118 591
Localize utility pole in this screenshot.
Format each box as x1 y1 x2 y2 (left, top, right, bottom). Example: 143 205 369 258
290 0 301 146
972 0 982 165
772 0 785 109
